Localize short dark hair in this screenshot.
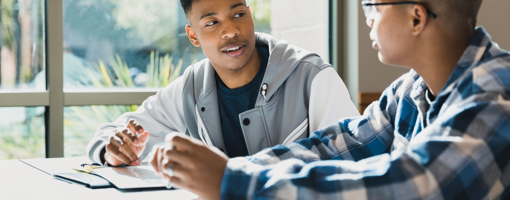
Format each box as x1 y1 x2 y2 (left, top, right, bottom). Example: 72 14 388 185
420 0 483 31
180 0 194 16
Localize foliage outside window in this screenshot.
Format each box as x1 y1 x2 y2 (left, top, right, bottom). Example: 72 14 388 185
0 0 45 160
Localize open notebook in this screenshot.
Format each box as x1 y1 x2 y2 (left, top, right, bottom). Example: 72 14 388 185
21 157 170 190
93 164 170 189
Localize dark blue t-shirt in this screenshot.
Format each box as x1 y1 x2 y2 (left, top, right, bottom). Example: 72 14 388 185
215 45 269 157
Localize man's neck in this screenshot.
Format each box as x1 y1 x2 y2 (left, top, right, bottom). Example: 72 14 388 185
216 47 261 89
412 29 473 97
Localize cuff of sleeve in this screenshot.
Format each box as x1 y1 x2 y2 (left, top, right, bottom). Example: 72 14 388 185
220 157 264 200
94 143 107 165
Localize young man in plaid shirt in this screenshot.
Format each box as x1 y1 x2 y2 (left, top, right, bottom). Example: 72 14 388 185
150 0 510 199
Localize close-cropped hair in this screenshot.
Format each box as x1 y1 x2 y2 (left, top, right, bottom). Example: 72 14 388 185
180 0 194 16
419 0 483 31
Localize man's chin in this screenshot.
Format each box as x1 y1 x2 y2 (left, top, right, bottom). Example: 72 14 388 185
378 53 394 66
378 53 387 64
214 60 250 72
378 54 411 69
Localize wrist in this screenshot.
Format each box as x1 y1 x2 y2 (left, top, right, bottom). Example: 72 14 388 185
100 147 107 164
101 148 121 166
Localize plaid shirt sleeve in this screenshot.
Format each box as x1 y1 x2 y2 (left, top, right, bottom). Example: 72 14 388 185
221 73 510 200
221 93 510 199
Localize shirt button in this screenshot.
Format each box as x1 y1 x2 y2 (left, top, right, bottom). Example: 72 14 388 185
201 107 205 112
243 118 250 126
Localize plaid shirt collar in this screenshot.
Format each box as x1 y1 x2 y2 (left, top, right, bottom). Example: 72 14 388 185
409 27 497 129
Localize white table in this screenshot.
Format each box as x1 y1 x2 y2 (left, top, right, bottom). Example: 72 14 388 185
0 157 198 200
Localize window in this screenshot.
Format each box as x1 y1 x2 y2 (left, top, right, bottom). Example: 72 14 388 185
64 105 139 157
0 0 332 159
0 0 46 91
0 0 46 159
0 107 45 159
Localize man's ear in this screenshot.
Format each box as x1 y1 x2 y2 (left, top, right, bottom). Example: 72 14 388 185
186 25 200 47
410 4 429 36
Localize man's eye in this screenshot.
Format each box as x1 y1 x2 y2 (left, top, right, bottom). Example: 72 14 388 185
205 21 217 26
234 13 245 18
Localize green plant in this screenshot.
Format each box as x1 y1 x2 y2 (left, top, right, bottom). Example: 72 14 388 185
0 110 45 160
85 51 185 88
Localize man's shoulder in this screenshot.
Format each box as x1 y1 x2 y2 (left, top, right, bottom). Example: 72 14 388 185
182 58 210 75
386 70 420 98
160 58 211 91
471 53 510 95
297 55 332 71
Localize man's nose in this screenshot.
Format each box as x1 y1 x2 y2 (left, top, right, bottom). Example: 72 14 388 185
221 20 240 39
366 18 374 28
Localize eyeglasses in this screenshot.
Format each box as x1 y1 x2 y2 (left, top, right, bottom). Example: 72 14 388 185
361 1 437 19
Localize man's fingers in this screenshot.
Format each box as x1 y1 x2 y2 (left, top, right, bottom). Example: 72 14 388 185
128 119 145 134
127 119 146 145
120 142 141 166
135 131 150 146
165 134 199 154
115 128 136 145
108 135 140 166
114 130 141 166
149 145 162 173
157 146 166 174
168 175 185 189
163 148 191 167
106 139 133 165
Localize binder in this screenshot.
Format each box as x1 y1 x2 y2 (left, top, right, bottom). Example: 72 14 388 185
53 172 113 188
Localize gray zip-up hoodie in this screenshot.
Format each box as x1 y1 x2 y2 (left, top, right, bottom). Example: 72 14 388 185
86 33 359 163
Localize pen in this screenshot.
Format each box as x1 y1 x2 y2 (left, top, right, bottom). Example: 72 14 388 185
80 163 102 168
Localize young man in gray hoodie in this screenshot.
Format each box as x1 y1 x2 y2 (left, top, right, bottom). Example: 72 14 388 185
86 0 359 167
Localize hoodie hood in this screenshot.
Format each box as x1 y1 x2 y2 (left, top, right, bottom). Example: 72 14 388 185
192 32 319 105
254 33 319 104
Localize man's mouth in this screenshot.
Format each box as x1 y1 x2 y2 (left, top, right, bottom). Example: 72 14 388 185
221 44 245 57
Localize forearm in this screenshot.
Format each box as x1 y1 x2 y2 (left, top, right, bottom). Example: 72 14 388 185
222 148 499 200
221 100 510 200
246 127 342 166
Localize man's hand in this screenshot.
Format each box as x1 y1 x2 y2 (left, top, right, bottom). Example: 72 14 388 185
104 119 150 166
149 133 228 200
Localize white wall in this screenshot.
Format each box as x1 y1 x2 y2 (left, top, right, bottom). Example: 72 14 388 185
270 0 330 62
349 0 510 97
477 0 510 50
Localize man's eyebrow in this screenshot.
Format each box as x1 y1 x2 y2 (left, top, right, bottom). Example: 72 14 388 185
199 3 246 20
231 3 246 10
199 12 217 20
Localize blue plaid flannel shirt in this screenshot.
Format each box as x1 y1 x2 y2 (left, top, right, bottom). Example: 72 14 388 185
220 27 510 200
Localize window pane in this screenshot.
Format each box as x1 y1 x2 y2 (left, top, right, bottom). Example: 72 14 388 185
0 0 46 91
64 105 140 157
62 0 271 90
0 107 45 159
269 0 330 61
